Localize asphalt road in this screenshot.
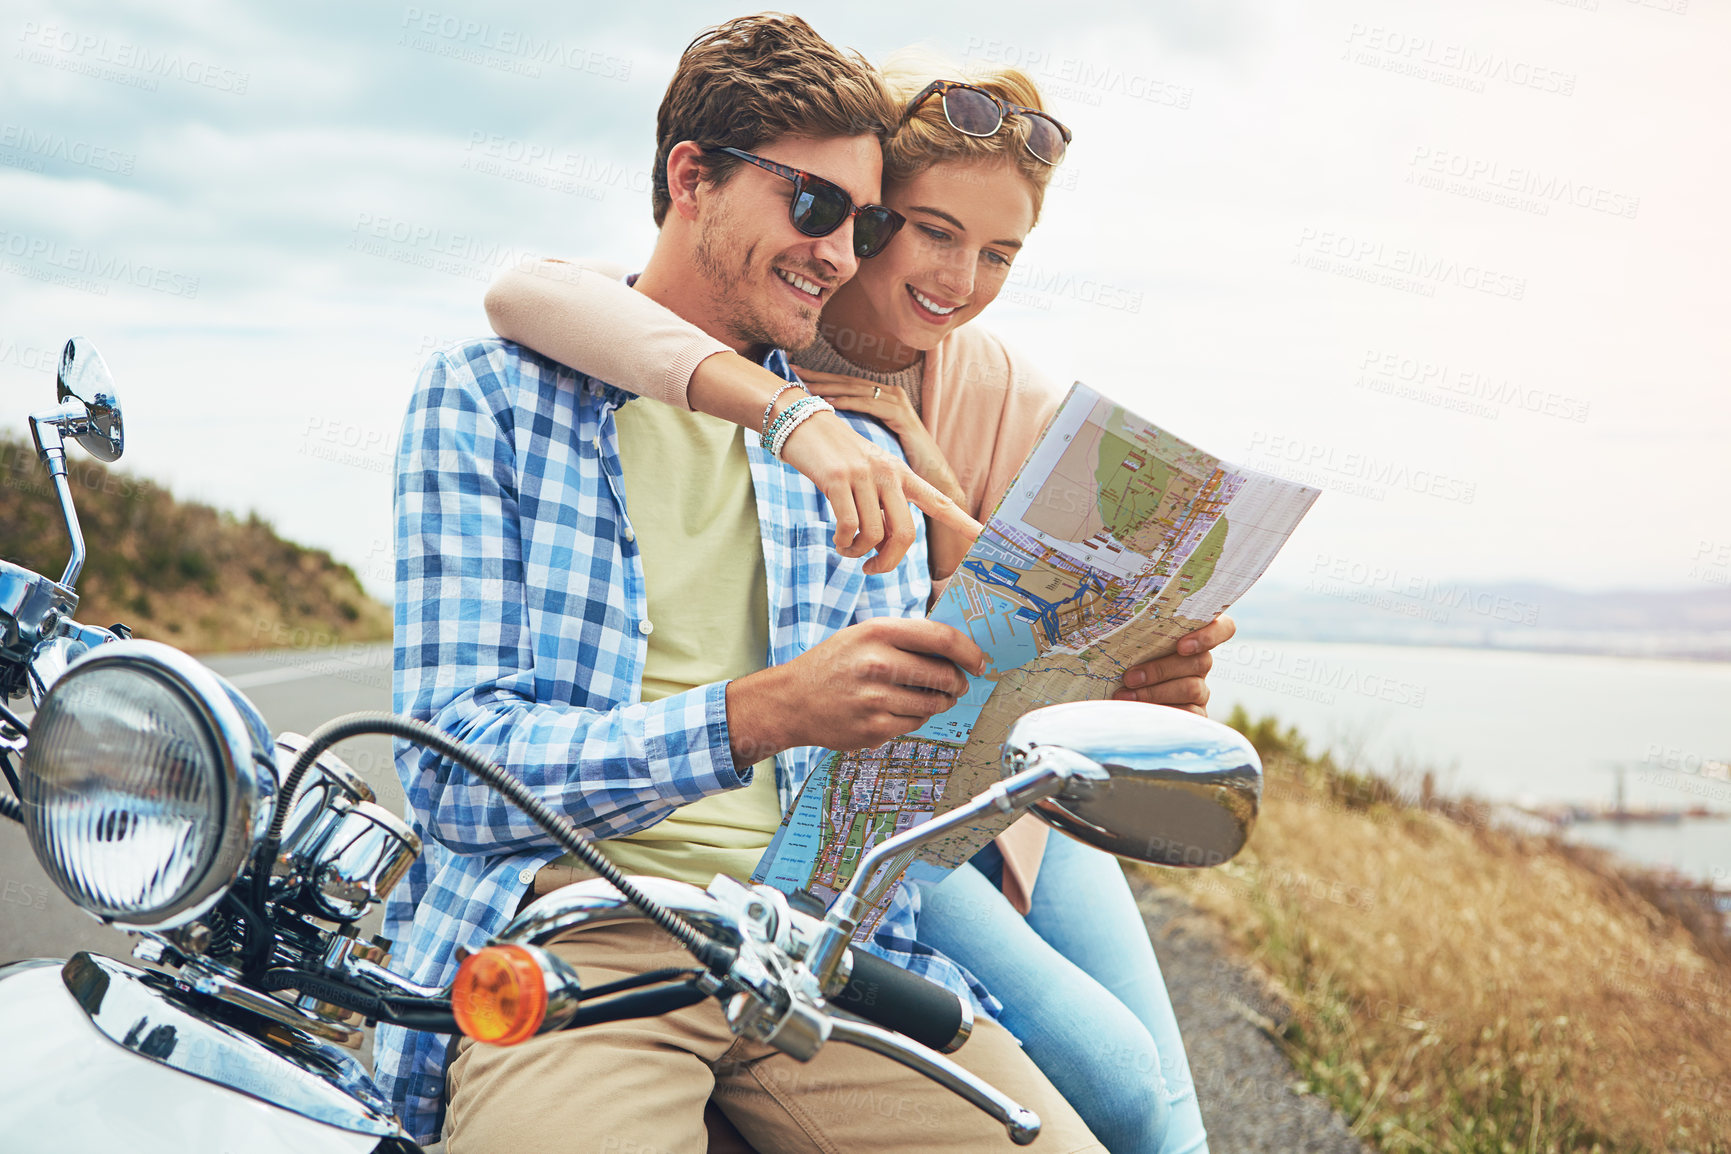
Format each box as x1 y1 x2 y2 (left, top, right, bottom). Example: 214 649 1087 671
1131 878 1369 1154
0 643 399 965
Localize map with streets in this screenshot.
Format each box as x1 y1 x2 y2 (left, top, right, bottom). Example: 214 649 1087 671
754 384 1320 935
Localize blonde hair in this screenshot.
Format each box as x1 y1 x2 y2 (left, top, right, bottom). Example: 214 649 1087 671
878 47 1058 221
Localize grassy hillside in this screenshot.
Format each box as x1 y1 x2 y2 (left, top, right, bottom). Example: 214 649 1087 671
1138 708 1731 1153
0 432 390 652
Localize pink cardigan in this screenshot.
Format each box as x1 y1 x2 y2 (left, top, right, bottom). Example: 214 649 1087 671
486 262 1061 913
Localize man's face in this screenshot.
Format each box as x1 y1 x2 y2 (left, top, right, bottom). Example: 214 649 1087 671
692 133 883 352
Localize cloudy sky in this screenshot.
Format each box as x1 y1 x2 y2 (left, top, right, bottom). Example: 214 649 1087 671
1 0 1725 602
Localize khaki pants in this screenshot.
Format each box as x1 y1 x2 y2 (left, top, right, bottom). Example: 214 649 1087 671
444 920 1103 1153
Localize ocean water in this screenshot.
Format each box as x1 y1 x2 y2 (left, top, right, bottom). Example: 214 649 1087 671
1204 640 1731 883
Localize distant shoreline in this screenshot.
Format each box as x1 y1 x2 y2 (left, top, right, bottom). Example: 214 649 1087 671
1229 580 1731 663
1232 631 1731 664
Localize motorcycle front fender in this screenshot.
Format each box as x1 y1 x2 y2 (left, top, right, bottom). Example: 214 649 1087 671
0 957 412 1154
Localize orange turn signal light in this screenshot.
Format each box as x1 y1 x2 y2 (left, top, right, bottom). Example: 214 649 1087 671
452 944 548 1045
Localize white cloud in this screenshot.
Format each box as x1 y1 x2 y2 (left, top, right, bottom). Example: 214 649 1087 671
0 0 1725 602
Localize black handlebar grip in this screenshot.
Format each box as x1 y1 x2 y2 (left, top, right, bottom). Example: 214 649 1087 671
834 946 971 1054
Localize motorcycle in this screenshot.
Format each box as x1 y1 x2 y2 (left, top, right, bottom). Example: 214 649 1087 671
0 339 1264 1152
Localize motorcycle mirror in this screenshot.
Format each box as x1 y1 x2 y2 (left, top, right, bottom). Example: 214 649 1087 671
1005 700 1262 868
55 338 124 462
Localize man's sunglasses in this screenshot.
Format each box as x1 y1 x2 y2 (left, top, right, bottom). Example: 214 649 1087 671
903 80 1072 166
705 146 905 259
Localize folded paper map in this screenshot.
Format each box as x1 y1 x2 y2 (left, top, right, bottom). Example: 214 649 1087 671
754 383 1321 936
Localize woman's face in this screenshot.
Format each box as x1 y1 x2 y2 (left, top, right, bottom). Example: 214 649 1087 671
824 158 1038 366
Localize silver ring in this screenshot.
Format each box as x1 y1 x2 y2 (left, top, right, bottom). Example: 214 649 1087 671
872 386 881 400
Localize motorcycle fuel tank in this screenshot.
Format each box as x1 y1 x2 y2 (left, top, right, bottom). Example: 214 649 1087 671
0 958 402 1154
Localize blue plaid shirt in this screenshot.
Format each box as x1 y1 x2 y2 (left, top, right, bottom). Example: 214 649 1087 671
375 338 996 1143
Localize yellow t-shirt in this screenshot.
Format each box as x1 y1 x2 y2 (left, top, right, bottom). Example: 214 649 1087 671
583 399 781 886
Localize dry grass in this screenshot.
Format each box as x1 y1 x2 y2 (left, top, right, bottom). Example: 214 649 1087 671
1140 709 1731 1154
0 432 390 652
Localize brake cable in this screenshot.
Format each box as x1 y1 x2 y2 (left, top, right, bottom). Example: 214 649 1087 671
249 712 735 976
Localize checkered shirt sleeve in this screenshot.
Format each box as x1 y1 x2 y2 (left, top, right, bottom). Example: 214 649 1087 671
374 339 997 1144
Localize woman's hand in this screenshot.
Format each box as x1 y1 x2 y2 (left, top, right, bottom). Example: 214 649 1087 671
778 410 982 577
673 350 977 576
1111 614 1237 716
793 368 964 501
793 367 978 580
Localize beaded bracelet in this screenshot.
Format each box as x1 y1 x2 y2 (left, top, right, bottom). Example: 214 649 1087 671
762 394 824 452
766 395 835 458
772 397 833 459
760 393 818 451
760 381 807 440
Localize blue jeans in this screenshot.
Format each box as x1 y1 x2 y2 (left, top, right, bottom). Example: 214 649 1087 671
916 834 1208 1154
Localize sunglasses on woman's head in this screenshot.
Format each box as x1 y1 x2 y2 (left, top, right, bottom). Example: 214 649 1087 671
903 80 1072 166
704 146 906 260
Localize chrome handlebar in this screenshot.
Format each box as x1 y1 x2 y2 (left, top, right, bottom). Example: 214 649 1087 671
0 338 129 701
0 560 119 704
501 873 1042 1143
482 742 1125 1142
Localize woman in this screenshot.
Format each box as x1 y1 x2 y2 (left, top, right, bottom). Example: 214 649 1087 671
485 54 1215 1154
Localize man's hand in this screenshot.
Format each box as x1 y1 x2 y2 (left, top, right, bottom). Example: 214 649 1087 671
1111 614 1237 716
727 618 987 764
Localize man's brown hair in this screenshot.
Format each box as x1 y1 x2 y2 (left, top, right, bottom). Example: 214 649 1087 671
651 13 899 227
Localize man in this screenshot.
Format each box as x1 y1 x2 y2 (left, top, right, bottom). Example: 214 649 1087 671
378 14 1223 1150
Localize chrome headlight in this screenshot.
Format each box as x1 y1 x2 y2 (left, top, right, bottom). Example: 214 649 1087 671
19 640 275 930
